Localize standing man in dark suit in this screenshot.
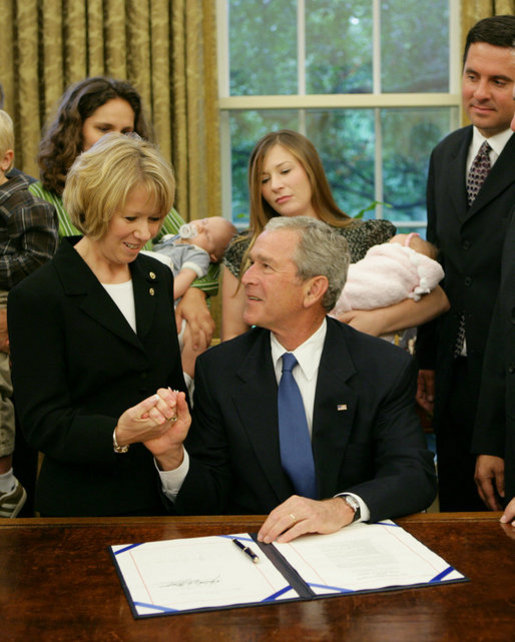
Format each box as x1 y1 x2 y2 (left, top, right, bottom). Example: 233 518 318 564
473 86 515 526
416 15 515 511
147 217 437 543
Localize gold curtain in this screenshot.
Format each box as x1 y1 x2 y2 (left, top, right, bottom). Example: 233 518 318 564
0 0 220 222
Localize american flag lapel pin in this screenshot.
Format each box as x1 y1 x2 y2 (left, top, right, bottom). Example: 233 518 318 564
337 404 348 411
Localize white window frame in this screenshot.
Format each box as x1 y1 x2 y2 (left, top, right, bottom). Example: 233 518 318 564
217 0 462 228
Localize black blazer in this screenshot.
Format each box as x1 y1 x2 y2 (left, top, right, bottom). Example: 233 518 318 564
176 318 437 522
417 127 515 417
8 239 186 516
472 209 515 502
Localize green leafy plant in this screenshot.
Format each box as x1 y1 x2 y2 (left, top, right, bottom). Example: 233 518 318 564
353 201 392 219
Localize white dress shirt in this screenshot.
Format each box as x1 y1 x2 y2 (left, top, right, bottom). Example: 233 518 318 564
466 126 513 174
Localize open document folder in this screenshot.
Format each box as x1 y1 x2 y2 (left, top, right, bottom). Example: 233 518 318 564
110 520 467 619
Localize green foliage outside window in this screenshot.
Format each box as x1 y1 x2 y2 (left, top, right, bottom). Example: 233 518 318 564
226 0 453 232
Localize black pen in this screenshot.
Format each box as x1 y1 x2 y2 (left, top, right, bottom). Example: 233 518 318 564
232 538 260 564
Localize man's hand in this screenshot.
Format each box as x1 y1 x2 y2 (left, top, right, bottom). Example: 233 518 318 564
257 496 355 544
416 369 435 414
175 288 215 351
144 390 192 471
475 455 505 511
115 388 183 445
500 497 515 528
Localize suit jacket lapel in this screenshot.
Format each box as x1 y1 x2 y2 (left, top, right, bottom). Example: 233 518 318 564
449 128 471 224
232 330 294 502
131 258 161 339
53 241 144 351
464 133 515 223
312 320 358 498
230 323 361 502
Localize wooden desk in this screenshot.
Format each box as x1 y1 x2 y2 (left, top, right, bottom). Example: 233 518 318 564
1 513 513 641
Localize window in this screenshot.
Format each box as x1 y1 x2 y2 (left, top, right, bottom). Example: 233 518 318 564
217 0 461 234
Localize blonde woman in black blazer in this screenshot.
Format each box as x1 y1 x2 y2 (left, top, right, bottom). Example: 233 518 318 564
8 134 187 516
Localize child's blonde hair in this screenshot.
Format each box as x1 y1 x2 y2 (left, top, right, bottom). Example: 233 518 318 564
0 110 14 172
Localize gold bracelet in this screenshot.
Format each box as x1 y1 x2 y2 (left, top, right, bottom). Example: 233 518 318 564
113 427 129 454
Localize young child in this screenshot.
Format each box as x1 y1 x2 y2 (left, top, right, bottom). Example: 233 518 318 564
148 216 236 301
332 232 445 347
144 216 236 386
0 110 58 517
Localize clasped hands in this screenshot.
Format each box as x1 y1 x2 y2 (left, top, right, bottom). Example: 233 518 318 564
114 388 192 466
116 391 358 542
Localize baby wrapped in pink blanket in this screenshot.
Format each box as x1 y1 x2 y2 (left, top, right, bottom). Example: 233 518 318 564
332 233 444 340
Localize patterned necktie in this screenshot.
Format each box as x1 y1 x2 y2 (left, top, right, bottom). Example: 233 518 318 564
466 140 491 207
277 353 317 499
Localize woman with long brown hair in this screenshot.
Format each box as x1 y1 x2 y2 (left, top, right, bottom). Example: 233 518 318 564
222 129 448 341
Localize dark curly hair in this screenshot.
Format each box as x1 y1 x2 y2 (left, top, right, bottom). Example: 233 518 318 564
38 76 154 195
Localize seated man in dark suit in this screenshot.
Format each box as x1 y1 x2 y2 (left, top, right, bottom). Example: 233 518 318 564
146 217 437 542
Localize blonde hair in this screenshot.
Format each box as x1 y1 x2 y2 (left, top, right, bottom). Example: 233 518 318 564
0 110 14 172
63 133 175 240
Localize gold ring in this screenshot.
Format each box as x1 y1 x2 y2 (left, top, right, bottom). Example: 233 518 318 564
169 416 178 423
289 513 296 522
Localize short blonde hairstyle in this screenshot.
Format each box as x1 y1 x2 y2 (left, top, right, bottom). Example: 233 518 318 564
63 133 175 240
0 110 15 172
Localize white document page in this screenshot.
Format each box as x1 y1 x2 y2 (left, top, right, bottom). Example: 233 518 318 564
273 520 465 595
112 533 298 616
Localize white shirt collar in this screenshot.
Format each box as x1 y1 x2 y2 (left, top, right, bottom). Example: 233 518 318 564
470 126 513 161
270 318 327 382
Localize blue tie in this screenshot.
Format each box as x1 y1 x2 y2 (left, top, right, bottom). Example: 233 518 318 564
278 353 317 499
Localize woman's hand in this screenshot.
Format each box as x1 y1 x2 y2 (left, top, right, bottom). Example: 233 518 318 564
337 308 387 336
337 286 450 336
115 388 189 448
175 287 215 351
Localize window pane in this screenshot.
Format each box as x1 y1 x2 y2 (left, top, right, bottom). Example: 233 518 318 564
305 110 375 216
229 0 298 96
381 0 449 92
228 107 455 227
381 107 456 222
306 0 373 94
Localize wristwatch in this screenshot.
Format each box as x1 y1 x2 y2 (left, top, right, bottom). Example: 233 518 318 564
113 427 129 454
342 495 361 522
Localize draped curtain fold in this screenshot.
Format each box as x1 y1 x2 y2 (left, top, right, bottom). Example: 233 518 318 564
0 0 220 222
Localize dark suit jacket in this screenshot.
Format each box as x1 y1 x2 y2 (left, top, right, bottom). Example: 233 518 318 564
472 209 515 502
8 239 186 516
417 126 515 421
176 318 437 522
